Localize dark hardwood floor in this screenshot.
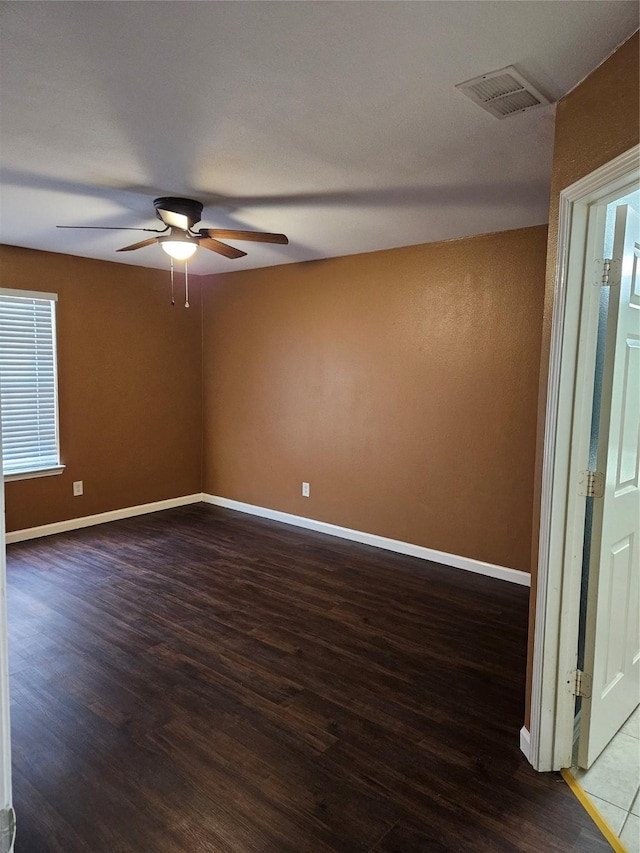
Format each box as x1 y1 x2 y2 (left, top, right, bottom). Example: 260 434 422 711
7 503 609 852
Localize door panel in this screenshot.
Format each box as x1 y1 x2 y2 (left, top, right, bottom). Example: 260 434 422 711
616 335 639 490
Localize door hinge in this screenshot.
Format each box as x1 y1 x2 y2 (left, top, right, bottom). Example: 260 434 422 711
593 257 621 287
578 470 604 498
568 669 592 698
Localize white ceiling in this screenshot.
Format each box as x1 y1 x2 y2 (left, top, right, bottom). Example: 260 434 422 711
1 2 638 275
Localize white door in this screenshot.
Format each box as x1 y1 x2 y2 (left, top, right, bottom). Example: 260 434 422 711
578 204 640 768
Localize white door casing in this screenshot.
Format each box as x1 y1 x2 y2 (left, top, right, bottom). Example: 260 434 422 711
0 434 11 819
0 329 14 853
578 205 640 768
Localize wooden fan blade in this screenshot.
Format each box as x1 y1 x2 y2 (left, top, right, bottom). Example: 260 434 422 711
57 226 167 232
201 229 288 244
157 209 190 230
116 237 159 252
199 238 247 259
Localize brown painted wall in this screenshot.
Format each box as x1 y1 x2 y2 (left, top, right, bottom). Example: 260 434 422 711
202 226 548 573
524 32 640 726
0 246 202 532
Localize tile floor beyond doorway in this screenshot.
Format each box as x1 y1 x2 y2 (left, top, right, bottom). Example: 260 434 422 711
573 706 640 852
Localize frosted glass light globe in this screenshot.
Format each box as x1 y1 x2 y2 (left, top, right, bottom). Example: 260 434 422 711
161 241 197 260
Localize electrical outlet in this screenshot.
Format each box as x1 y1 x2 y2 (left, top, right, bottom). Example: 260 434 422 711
73 480 83 496
302 482 310 497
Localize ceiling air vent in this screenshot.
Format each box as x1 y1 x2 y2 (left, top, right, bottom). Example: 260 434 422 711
456 66 551 119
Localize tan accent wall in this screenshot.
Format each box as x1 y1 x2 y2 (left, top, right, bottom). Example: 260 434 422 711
525 32 640 726
0 246 202 532
202 225 547 573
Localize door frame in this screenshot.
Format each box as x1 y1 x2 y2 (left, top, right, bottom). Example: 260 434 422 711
529 143 640 772
0 461 13 842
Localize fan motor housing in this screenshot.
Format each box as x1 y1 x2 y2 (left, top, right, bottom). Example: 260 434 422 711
154 197 203 228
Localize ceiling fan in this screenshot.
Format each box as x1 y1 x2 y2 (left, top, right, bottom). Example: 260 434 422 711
57 196 289 260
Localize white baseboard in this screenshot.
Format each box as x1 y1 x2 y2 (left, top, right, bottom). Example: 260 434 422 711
202 494 531 586
6 492 532 588
5 494 203 544
0 806 16 853
520 726 531 762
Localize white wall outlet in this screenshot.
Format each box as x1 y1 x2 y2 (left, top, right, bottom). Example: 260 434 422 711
73 480 83 496
302 482 310 497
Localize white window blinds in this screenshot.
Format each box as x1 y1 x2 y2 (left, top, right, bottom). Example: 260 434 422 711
0 290 61 476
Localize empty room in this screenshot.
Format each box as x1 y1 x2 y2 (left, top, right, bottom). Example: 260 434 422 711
0 3 638 852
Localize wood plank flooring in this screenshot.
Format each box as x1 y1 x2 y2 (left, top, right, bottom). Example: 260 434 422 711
6 503 609 852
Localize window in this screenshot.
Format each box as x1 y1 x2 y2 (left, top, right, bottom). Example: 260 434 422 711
0 289 63 479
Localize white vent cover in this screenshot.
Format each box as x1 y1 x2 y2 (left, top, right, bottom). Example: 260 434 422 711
456 65 551 119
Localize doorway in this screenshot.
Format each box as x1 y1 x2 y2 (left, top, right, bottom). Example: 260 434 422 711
574 188 639 766
529 145 640 781
567 187 640 846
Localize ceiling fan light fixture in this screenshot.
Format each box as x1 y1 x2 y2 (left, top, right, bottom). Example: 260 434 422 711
58 197 287 265
161 240 198 260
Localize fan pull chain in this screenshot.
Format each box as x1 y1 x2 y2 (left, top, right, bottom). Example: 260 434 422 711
170 258 175 306
185 261 190 308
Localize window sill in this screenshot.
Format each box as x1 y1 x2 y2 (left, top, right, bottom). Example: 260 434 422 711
4 465 65 483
